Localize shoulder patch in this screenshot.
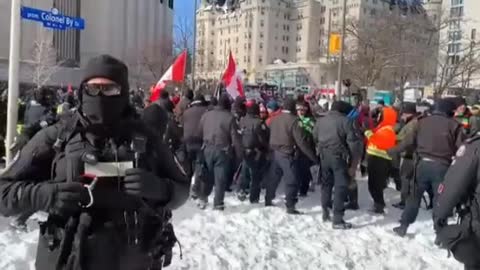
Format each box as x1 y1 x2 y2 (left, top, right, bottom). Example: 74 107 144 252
456 145 466 157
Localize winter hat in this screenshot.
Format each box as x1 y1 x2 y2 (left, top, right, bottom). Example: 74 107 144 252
267 100 279 111
450 96 466 109
434 99 456 116
160 91 170 100
247 103 260 115
79 55 129 102
219 94 232 110
331 101 353 115
402 102 417 115
283 98 297 113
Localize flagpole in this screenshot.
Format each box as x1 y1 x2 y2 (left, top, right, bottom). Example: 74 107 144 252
192 0 199 91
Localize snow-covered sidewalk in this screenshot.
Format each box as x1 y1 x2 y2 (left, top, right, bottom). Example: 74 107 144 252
0 178 463 270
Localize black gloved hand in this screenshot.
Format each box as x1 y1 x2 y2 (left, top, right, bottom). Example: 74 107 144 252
35 182 89 216
123 168 171 201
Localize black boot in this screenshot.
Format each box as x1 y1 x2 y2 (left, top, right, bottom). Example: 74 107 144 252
393 225 408 237
370 204 385 214
286 207 303 215
332 221 353 230
265 201 275 207
213 204 225 211
392 201 405 210
322 208 331 222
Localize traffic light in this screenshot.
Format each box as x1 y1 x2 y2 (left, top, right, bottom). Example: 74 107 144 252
329 33 341 55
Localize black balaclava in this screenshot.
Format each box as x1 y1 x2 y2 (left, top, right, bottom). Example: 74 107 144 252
79 55 129 128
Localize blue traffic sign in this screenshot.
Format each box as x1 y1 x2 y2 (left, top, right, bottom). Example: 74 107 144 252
20 6 85 30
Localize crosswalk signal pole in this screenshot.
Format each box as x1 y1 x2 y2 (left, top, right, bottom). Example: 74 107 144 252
5 0 21 165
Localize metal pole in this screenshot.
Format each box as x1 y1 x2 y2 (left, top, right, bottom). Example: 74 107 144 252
192 0 199 91
5 0 21 165
336 0 347 98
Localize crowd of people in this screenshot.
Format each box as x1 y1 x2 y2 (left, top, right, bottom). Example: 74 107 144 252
0 54 479 270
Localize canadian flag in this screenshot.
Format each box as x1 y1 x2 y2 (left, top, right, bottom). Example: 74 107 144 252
150 50 187 102
222 51 244 99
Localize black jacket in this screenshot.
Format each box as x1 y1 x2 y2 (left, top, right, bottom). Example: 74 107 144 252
391 113 465 165
269 111 317 162
239 114 269 151
0 112 190 270
434 136 480 222
313 111 363 161
434 135 480 265
182 101 208 145
200 106 240 149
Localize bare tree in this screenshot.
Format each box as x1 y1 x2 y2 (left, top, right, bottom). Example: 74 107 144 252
344 8 436 99
174 16 194 53
27 29 63 89
127 38 175 89
433 13 480 97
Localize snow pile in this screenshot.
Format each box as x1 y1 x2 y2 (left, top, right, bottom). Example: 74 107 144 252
0 179 463 270
171 179 462 270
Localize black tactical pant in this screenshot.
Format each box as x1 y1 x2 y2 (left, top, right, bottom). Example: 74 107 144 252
320 152 349 223
367 155 392 208
400 158 415 203
265 151 299 208
295 153 313 196
186 143 204 197
238 151 263 203
200 146 231 207
401 159 449 226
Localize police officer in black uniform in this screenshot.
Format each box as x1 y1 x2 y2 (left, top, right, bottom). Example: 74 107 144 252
434 134 480 270
389 98 465 237
267 98 317 214
182 94 209 198
237 103 269 203
198 94 241 210
0 55 190 270
313 101 363 229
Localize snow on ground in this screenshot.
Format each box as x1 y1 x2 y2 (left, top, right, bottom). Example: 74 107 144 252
0 177 463 270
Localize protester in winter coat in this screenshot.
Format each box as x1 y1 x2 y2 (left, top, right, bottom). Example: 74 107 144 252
392 102 419 209
365 106 398 214
266 100 281 126
469 105 480 136
175 89 194 124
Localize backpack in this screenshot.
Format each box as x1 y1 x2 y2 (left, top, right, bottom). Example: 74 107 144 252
241 120 260 150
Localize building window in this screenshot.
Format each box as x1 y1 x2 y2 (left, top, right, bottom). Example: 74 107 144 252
450 6 464 17
472 29 477 40
259 57 263 64
286 36 289 41
261 20 264 27
261 8 265 15
260 32 264 39
370 8 376 16
260 42 263 49
373 0 377 4
168 0 173 9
